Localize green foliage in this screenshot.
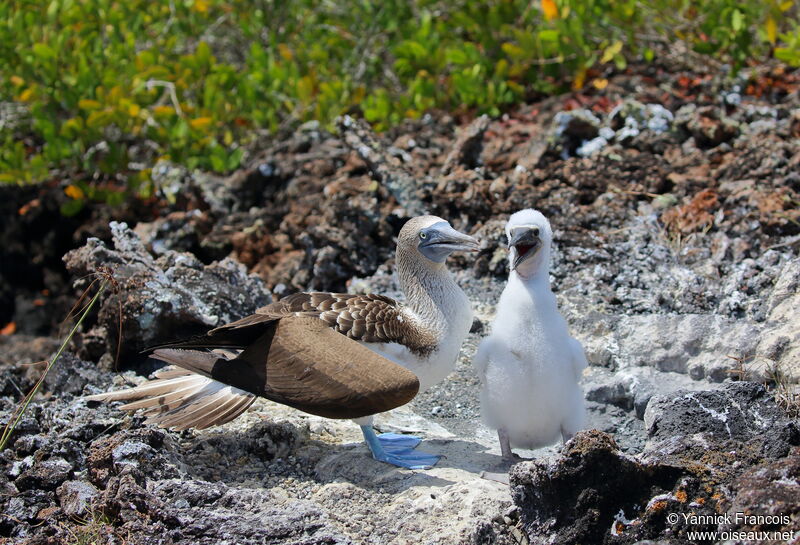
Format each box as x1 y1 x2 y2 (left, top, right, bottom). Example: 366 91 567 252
1 0 798 193
644 0 796 66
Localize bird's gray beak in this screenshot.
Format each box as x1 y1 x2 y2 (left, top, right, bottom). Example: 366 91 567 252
419 222 480 263
508 228 541 270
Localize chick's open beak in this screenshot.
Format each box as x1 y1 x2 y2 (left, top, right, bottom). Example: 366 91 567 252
508 228 541 270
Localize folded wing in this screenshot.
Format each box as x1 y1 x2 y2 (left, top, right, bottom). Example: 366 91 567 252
88 315 420 425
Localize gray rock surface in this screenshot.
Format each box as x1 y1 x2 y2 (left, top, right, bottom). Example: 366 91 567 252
57 480 99 517
572 256 800 384
63 221 271 362
644 382 797 447
755 257 800 380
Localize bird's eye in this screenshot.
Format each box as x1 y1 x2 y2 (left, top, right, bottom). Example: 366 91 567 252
532 227 540 236
419 232 427 239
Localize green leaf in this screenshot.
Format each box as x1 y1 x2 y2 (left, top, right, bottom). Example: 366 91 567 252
538 29 559 42
775 47 800 65
196 41 213 67
601 40 623 64
394 40 428 61
86 110 114 129
105 191 125 206
445 48 468 65
46 0 60 20
693 42 717 55
501 42 526 59
32 43 56 60
209 145 227 172
171 119 189 142
60 198 85 217
227 147 244 171
731 9 744 33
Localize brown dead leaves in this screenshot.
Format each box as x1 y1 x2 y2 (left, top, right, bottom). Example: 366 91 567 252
661 189 719 235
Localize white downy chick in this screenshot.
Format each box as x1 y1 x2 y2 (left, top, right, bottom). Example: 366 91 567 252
473 209 586 459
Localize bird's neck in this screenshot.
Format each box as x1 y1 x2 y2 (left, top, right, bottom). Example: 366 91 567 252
510 259 551 296
496 268 553 326
396 247 465 332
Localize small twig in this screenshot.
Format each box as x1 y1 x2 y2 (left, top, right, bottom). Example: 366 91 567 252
1 513 46 527
767 234 800 250
159 0 177 37
93 266 122 369
65 278 100 320
5 377 24 397
608 185 661 198
18 360 47 367
145 80 184 118
527 52 579 66
0 279 108 450
64 276 98 319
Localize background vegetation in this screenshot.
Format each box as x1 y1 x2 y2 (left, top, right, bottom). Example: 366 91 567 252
1 0 798 206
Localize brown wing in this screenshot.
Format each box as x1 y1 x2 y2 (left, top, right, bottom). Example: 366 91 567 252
108 291 435 425
152 315 420 419
159 291 437 356
93 314 422 422
265 292 437 355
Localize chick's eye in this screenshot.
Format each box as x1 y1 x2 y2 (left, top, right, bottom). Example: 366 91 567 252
532 227 540 236
419 232 427 239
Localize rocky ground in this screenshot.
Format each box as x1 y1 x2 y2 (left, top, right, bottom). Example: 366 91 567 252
1 63 799 544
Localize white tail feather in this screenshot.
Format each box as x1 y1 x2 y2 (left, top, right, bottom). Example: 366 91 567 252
86 365 255 430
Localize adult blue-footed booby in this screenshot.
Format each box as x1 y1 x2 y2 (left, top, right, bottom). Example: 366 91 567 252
473 209 586 461
88 216 478 469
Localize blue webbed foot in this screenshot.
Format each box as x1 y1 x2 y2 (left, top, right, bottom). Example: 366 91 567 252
376 432 422 452
375 448 441 470
361 426 441 469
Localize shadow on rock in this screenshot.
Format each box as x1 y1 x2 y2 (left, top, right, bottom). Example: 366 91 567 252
314 437 508 493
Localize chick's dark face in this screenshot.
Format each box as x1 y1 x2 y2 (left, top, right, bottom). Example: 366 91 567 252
508 225 542 270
